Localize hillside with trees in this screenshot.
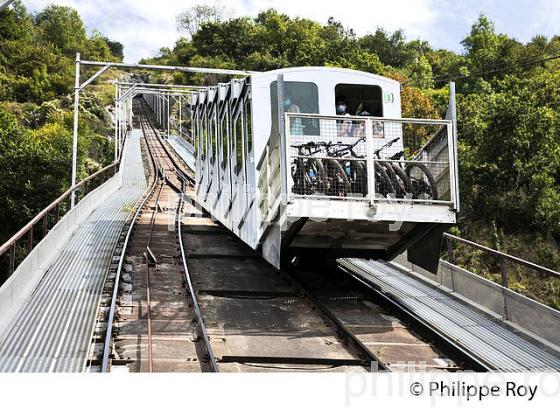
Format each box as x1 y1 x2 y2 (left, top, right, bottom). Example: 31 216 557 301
0 3 558 305
0 1 122 248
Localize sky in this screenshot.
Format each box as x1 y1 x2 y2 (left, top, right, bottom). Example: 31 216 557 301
21 0 560 62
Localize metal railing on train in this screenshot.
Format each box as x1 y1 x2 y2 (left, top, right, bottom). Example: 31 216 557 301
0 160 120 281
282 113 457 207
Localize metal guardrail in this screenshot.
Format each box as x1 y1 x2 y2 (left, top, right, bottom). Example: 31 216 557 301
444 232 560 317
445 233 560 281
178 130 194 147
284 113 457 207
0 161 120 279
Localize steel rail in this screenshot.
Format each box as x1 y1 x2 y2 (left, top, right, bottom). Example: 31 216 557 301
100 173 160 372
444 233 560 280
139 116 184 192
282 265 389 371
102 99 218 372
177 192 219 372
138 99 193 184
141 97 218 371
144 182 165 372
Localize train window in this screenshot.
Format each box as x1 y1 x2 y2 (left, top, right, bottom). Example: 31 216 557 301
334 84 383 116
244 98 252 153
220 103 228 170
270 81 319 136
235 108 243 175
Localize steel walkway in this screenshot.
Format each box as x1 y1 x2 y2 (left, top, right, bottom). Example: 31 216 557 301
167 136 195 171
340 258 560 371
0 130 146 372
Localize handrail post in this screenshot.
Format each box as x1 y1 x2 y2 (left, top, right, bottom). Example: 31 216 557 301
365 119 376 206
27 229 33 253
447 236 455 264
500 257 510 320
446 235 457 291
42 213 48 237
9 242 15 275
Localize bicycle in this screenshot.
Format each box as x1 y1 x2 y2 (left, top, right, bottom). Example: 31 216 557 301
290 136 438 200
382 148 438 200
290 141 328 195
323 138 363 197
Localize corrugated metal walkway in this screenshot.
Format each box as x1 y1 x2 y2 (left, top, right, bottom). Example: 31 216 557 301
167 136 195 171
0 130 146 372
340 259 560 371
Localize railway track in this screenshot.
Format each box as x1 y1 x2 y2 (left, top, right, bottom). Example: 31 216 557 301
93 97 473 372
87 99 215 372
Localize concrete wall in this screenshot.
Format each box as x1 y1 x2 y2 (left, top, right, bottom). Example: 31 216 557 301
394 254 560 348
0 174 121 337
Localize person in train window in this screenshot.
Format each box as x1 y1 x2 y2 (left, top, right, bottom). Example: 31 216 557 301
336 96 352 138
285 97 303 135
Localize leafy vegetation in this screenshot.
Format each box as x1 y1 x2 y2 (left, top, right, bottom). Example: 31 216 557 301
0 1 122 245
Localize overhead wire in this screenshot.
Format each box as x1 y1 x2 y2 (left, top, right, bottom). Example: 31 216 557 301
401 53 560 86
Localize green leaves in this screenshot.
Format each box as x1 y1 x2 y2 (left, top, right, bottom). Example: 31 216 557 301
458 70 560 238
0 3 117 244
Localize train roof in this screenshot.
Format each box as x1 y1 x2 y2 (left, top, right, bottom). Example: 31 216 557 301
190 66 400 105
251 66 400 87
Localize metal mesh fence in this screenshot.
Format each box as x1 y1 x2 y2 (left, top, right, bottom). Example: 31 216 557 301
286 114 454 203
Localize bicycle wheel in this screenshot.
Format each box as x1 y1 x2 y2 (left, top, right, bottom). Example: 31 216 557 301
405 162 438 200
374 162 395 197
381 161 403 198
306 157 328 194
390 162 414 197
291 158 308 195
325 159 351 196
352 160 368 196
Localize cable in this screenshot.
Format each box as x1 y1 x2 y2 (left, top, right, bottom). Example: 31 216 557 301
433 54 560 84
402 54 560 86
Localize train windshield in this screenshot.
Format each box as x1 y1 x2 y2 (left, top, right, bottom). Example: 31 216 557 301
271 81 319 136
335 84 383 117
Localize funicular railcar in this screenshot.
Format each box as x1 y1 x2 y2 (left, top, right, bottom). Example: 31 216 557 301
190 67 459 272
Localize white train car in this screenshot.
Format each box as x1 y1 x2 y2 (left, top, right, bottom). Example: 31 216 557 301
190 67 459 272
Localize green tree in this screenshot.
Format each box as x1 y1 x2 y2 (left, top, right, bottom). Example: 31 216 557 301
35 5 87 57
